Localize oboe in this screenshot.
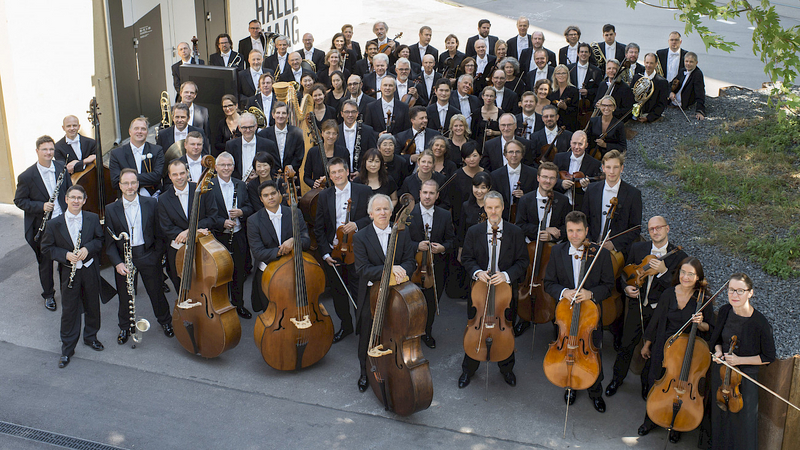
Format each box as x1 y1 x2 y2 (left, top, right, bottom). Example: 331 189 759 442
34 164 69 242
353 118 363 172
67 230 81 289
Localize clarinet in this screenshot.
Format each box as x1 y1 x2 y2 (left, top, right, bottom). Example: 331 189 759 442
34 164 69 242
67 230 81 289
226 187 238 248
353 118 363 172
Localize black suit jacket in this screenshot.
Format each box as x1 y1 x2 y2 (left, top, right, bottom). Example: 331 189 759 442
209 51 243 71
301 48 327 70
465 35 499 57
41 211 104 272
55 135 97 173
529 128 574 163
237 69 263 106
507 35 533 60
190 104 211 138
558 45 585 66
238 35 266 69
407 204 455 261
568 63 603 101
363 99 410 134
522 66 555 90
225 136 279 181
436 51 466 74
674 68 706 116
247 205 310 268
361 72 396 97
599 42 626 65
157 182 222 240
496 87 520 115
104 196 162 266
408 43 439 67
426 103 460 133
553 151 601 210
353 58 372 78
257 125 305 171
14 161 71 245
414 71 442 106
462 220 528 285
448 92 481 118
353 225 417 309
480 136 532 173
245 93 277 127
171 58 205 92
208 176 254 237
581 180 642 257
490 165 538 220
303 144 350 187
109 143 164 192
349 93 377 120
335 122 378 171
519 47 557 73
630 73 670 122
544 241 614 302
656 48 688 82
313 183 373 257
624 241 688 305
155 125 209 155
515 190 570 243
393 128 441 155
278 68 316 84
264 52 290 75
593 79 635 121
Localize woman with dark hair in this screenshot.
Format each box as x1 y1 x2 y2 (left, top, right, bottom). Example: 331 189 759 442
430 136 457 179
215 94 242 155
456 171 492 249
310 83 337 129
324 70 347 111
445 141 485 228
447 114 476 166
331 32 357 73
639 256 714 444
377 134 410 187
298 73 316 99
438 34 466 82
246 151 281 208
303 119 349 189
353 148 398 204
459 57 478 87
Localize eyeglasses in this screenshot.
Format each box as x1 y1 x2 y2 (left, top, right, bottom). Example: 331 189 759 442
347 82 361 86
222 104 235 109
648 225 667 233
240 125 256 130
217 163 234 168
599 103 614 108
679 270 697 278
67 195 84 201
728 288 751 296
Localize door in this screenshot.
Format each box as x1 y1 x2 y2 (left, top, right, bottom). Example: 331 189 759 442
195 0 228 59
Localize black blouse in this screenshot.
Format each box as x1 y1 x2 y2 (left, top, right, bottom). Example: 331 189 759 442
312 106 337 129
383 154 411 188
302 144 350 188
398 172 446 205
215 119 242 154
709 304 776 365
434 159 458 180
644 287 714 345
457 199 487 247
507 76 528 99
437 51 466 75
587 115 626 156
548 85 580 132
352 175 398 197
446 138 476 166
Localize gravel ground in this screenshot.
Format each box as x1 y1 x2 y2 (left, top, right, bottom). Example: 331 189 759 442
621 87 798 359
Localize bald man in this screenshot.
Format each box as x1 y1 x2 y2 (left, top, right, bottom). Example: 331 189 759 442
507 17 533 60
55 115 97 175
300 33 326 70
415 54 442 106
278 52 316 83
171 41 205 98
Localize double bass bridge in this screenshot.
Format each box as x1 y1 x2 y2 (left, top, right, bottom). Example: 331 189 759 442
290 315 312 329
177 298 202 309
368 344 393 358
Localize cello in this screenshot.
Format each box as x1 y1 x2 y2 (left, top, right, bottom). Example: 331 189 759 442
75 98 115 220
366 194 433 416
598 197 624 327
254 167 334 370
173 155 242 357
716 335 743 413
330 199 355 265
518 192 556 325
410 224 436 291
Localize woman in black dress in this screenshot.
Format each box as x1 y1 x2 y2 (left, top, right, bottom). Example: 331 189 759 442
447 114 476 166
639 256 714 444
500 57 527 98
549 64 580 132
246 152 282 209
587 95 626 159
303 119 349 189
215 94 242 156
331 32 358 73
398 150 445 205
310 84 337 129
352 147 398 205
709 273 775 450
532 79 552 133
323 70 347 112
430 135 457 180
456 171 491 251
377 134 410 188
473 86 502 151
438 34 466 84
340 25 361 62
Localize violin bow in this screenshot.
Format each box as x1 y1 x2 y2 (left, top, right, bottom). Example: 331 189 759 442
331 264 358 309
711 354 800 413
571 221 614 303
667 280 729 344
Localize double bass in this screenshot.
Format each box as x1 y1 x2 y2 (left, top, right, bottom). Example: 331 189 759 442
173 156 241 357
75 98 115 220
366 194 432 416
254 167 334 370
518 192 556 325
298 113 329 250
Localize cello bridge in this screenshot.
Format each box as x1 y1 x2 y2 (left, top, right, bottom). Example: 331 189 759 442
177 299 202 309
290 315 312 329
484 323 496 329
367 344 393 358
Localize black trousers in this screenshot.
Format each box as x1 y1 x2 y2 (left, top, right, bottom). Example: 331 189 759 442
166 246 181 293
59 263 100 356
461 281 519 375
323 262 358 332
611 295 654 386
115 247 172 330
216 230 247 308
28 237 55 299
420 260 446 336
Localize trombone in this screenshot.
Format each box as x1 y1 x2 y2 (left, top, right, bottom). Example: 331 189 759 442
159 91 172 129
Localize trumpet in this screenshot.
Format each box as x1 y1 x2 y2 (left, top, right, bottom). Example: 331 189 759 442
159 91 172 129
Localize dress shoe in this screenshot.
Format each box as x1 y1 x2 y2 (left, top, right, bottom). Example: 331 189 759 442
502 371 517 387
513 321 531 337
668 430 681 444
564 389 576 405
58 355 70 368
422 334 436 349
357 375 368 393
162 323 174 338
642 384 650 401
236 306 252 319
592 397 606 413
162 282 171 293
458 371 471 389
117 329 130 345
84 340 104 351
638 420 657 436
333 328 353 343
604 379 622 397
44 297 57 311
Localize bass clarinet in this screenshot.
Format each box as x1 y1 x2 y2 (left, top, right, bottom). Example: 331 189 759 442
34 163 69 242
108 229 150 347
67 230 81 289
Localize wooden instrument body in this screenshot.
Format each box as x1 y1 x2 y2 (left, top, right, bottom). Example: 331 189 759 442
255 251 334 370
518 240 556 324
331 199 355 265
298 189 321 251
368 281 432 417
463 280 515 362
173 233 241 357
716 336 743 413
410 225 435 289
543 298 601 390
72 160 115 217
623 254 659 287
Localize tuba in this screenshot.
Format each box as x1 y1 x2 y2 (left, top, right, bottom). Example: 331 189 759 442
631 76 655 120
159 91 172 129
261 32 279 57
589 42 606 67
248 106 268 128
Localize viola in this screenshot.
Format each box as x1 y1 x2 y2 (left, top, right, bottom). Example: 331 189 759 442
537 126 565 164
254 167 334 370
173 156 241 357
401 127 426 155
411 223 435 290
518 192 556 324
331 199 355 265
379 33 402 55
622 246 684 288
716 335 743 413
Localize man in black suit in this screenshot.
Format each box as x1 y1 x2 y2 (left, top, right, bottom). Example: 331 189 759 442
156 103 208 156
238 20 266 69
178 81 211 139
166 131 206 189
238 51 267 107
605 216 688 400
106 169 174 345
365 21 398 58
300 33 326 71
553 131 601 211
171 42 205 99
345 75 377 120
278 52 315 84
209 152 254 318
258 102 305 172
516 92 539 141
408 26 438 68
337 100 377 173
364 77 410 135
523 49 555 89
247 180 311 313
490 140 537 220
353 41 378 78
109 117 164 194
529 105 574 163
209 33 243 71
264 35 290 76
481 114 532 172
41 185 105 368
569 44 603 104
55 115 96 175
408 180 454 348
448 75 481 130
593 59 635 121
519 31 557 72
361 53 394 98
656 31 688 84
507 17 532 60
157 159 221 292
472 40 496 85
393 58 420 106
622 43 645 82
559 25 582 66
226 112 278 181
543 210 615 412
353 193 418 392
315 158 373 342
415 55 441 107
246 72 276 127
670 52 706 120
582 150 642 259
14 135 71 311
490 69 520 114
394 106 440 164
426 79 459 134
631 53 670 123
465 19 498 58
458 191 528 388
598 24 626 69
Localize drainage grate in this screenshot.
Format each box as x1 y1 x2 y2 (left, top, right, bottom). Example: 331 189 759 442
0 421 126 450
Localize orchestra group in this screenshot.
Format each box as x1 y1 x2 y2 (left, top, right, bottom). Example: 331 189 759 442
15 16 781 449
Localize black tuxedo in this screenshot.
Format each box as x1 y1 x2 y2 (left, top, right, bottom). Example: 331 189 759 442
599 42 626 66
209 51 243 70
245 93 277 127
55 135 96 174
225 136 279 181
335 122 378 172
559 45 584 66
361 72 396 97
465 35 499 57
41 211 104 356
519 47 557 73
507 35 533 60
495 87 520 115
522 66 555 90
353 58 372 78
14 160 71 299
393 128 441 156
363 99 410 135
624 62 645 80
568 63 603 101
515 113 544 141
630 73 670 122
238 35 267 69
529 128 574 163
237 69 265 106
209 177 254 308
593 79 635 121
109 143 164 193
247 206 310 312
155 125 208 155
656 48 688 82
673 67 706 116
413 71 442 106
426 103 459 133
278 68 316 84
258 125 305 171
348 93 377 120
300 48 326 70
515 190 570 243
553 151 601 211
448 92 481 122
408 43 439 67
490 165 538 220
171 58 205 93
480 136 532 173
105 196 171 329
581 180 642 257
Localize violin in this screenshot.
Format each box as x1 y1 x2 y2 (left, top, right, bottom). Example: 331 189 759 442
537 126 565 164
716 335 743 413
173 156 241 357
401 127 426 155
622 246 684 288
254 167 334 370
559 170 603 211
385 111 395 133
518 192 556 324
599 197 624 327
379 33 402 55
366 194 433 416
411 223 435 290
331 199 355 265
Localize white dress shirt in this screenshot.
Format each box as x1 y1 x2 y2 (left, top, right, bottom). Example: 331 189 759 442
507 164 521 196
476 55 489 75
396 79 409 101
277 53 288 73
413 129 426 155
66 136 82 160
186 155 203 183
600 180 621 236
292 68 303 83
374 223 390 255
675 69 693 105
424 71 435 97
174 126 188 143
65 210 93 268
241 136 257 178
459 94 472 128
37 162 63 218
274 125 288 164
250 68 262 90
221 50 231 66
188 103 196 128
559 244 585 299
495 88 504 109
667 49 681 82
565 44 578 65
303 48 314 62
381 99 395 125
521 113 535 139
130 143 145 173
175 185 190 218
343 123 357 166
260 93 273 119
534 67 548 83
420 205 435 231
566 152 585 205
327 182 352 253
418 44 428 62
437 103 449 128
268 208 282 244
605 42 616 60
472 221 511 283
576 62 589 94
545 126 558 144
516 35 529 58
252 37 264 55
536 189 552 227
500 136 510 166
122 195 145 246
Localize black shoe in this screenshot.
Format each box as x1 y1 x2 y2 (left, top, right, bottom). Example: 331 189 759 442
642 384 649 401
613 336 622 352
162 282 170 293
513 321 531 337
458 371 471 389
117 329 130 345
564 389 576 405
357 375 368 392
592 397 606 413
502 371 517 387
84 340 104 351
44 297 57 311
58 355 70 368
605 379 622 397
668 430 681 444
162 323 174 338
422 334 436 349
638 420 656 436
333 328 353 343
236 306 252 319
